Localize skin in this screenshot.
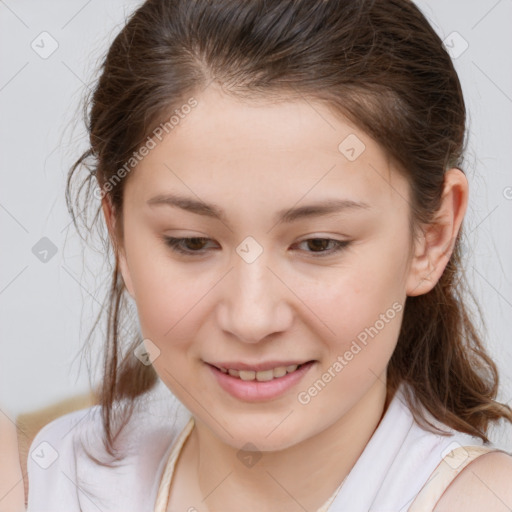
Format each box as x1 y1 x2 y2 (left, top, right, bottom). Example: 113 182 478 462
0 410 25 512
102 83 474 511
434 451 512 511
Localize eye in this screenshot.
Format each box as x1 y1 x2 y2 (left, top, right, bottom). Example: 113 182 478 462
162 236 350 258
163 236 217 255
294 238 350 257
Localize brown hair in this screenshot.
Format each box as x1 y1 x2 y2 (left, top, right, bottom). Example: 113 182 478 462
66 0 512 456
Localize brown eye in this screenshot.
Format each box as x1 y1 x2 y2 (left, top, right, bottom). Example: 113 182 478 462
183 237 208 250
163 236 215 255
295 238 350 257
307 239 330 252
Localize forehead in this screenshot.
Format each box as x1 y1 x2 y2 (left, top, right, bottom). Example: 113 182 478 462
124 85 410 215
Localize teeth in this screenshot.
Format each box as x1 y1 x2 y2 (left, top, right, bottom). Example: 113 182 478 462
273 366 287 378
255 369 274 382
220 363 305 381
239 370 255 381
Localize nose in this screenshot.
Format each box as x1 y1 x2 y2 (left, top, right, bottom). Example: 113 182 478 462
216 251 294 344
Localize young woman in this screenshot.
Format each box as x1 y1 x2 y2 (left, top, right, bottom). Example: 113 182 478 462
26 0 512 511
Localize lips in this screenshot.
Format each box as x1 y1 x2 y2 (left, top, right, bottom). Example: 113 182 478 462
206 360 316 401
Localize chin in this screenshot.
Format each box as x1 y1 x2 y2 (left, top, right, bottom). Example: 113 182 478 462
209 417 307 453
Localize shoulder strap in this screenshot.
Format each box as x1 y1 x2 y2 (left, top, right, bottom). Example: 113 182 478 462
154 416 195 512
408 445 498 512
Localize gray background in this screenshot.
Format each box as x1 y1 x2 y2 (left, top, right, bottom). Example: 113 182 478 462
1 0 511 449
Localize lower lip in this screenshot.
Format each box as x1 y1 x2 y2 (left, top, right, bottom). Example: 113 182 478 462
207 361 315 402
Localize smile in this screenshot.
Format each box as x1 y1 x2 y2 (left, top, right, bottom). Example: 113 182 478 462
206 360 316 402
215 363 308 381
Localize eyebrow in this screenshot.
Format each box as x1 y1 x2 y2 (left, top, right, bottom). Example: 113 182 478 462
146 193 370 227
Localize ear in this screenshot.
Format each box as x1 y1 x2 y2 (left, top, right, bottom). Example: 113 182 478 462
101 195 136 299
406 168 469 297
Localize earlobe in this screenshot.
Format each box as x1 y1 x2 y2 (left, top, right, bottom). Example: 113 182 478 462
101 196 136 299
101 195 117 247
405 234 435 297
118 250 136 300
406 168 468 297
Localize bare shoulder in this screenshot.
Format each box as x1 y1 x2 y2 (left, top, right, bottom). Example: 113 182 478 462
434 450 512 512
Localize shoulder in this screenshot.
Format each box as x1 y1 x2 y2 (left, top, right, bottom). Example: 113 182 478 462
27 405 100 467
434 450 512 512
26 406 101 511
26 389 192 512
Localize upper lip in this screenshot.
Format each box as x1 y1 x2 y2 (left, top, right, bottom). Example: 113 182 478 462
206 360 313 372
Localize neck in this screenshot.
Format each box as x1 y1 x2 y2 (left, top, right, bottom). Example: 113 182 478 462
188 378 389 512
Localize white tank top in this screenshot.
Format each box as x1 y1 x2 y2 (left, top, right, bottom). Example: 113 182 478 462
26 381 502 512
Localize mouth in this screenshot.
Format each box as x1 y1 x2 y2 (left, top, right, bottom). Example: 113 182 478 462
204 359 316 402
208 362 313 382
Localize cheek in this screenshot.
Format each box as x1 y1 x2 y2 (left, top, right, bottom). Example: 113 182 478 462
134 275 211 346
291 236 408 363
293 276 404 405
123 235 210 347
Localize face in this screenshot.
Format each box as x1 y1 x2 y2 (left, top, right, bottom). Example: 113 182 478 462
113 84 419 451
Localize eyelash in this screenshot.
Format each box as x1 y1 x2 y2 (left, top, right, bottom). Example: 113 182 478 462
162 236 350 258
